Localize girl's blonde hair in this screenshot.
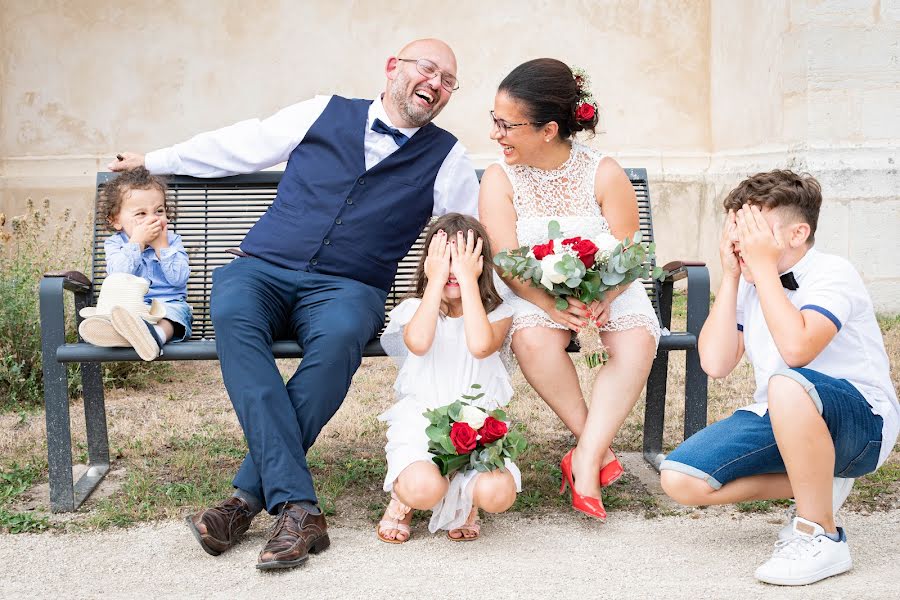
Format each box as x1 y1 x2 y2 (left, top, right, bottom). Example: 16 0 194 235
411 213 503 315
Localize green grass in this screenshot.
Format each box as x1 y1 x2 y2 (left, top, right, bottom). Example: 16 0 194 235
0 461 50 533
85 428 246 528
847 461 900 512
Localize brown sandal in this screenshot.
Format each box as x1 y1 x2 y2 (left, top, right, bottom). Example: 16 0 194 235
376 492 412 544
447 508 480 542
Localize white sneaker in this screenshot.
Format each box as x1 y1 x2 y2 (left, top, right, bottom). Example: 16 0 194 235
778 477 854 542
756 517 852 586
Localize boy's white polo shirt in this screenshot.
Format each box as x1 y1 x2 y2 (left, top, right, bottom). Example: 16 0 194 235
736 247 899 468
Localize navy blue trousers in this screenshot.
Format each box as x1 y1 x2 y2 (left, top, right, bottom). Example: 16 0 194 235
210 257 386 513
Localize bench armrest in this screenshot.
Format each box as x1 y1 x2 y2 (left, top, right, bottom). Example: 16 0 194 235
41 271 95 351
661 260 707 283
656 260 710 333
44 270 93 294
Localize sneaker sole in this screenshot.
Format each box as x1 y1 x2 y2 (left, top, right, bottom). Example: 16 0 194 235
110 307 160 361
79 318 130 347
755 559 852 586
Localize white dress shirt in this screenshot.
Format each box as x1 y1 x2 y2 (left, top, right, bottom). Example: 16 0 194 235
145 95 479 217
736 248 899 468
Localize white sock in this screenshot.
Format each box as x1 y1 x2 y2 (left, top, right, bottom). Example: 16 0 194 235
153 324 168 343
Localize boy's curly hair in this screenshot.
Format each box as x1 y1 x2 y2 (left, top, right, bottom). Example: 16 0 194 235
723 170 822 243
100 167 172 231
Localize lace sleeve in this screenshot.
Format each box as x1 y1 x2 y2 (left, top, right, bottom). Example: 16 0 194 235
379 298 422 366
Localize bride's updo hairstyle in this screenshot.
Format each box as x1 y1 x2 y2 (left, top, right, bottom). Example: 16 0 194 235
498 58 599 140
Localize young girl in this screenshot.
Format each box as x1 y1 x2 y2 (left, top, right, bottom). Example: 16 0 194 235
376 213 520 543
79 166 192 361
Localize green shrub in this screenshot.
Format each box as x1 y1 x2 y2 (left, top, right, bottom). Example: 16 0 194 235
0 200 82 408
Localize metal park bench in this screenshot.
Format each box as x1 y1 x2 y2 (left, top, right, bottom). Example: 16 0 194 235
39 168 710 512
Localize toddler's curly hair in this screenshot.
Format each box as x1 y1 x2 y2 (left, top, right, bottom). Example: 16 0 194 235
100 167 172 231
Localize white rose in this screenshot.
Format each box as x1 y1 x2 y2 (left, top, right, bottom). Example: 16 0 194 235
539 254 568 290
459 405 488 430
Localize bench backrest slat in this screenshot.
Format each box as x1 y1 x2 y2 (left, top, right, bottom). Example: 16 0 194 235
93 168 659 340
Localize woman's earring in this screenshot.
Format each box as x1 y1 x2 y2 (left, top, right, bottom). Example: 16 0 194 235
545 138 550 143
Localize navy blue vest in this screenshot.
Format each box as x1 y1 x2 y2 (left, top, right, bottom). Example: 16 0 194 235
240 96 458 292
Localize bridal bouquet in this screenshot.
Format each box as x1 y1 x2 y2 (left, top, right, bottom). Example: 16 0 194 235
423 385 527 477
494 221 663 367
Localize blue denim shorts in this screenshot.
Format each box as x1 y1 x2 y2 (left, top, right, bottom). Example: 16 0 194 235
156 299 193 342
660 368 883 489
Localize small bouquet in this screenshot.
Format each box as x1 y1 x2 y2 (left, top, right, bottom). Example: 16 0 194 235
494 221 664 368
423 385 527 477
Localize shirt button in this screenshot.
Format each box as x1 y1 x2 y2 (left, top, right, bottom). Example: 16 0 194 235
335 218 343 225
323 239 331 245
358 178 365 185
346 199 354 205
310 258 318 266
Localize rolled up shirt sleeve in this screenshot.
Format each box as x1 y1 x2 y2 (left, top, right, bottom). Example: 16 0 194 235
145 95 332 177
156 233 190 288
104 236 142 275
433 142 480 218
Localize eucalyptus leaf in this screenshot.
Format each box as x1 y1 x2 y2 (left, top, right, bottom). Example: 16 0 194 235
547 220 562 239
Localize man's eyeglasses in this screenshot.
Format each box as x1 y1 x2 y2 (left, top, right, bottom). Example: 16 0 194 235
490 110 536 136
397 58 459 92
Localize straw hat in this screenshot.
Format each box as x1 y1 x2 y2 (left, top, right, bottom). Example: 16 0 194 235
79 272 165 324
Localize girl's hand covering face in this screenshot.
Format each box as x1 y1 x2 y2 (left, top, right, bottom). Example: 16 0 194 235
424 229 451 286
449 229 484 284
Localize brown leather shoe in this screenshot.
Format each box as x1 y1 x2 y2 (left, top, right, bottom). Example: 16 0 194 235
256 503 330 571
185 496 256 556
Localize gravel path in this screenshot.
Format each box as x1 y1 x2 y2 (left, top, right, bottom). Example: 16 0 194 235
1 510 897 599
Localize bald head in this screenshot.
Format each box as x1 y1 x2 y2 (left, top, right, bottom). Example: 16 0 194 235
383 38 458 128
396 38 458 74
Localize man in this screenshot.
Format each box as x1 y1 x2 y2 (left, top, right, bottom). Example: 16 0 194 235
112 38 479 570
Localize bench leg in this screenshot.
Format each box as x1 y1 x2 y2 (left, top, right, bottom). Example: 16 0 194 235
683 266 710 439
683 350 708 440
643 352 669 471
77 362 110 506
40 278 75 512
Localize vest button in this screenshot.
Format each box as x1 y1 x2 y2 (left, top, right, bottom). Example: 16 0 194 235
358 178 365 185
335 218 343 225
310 258 318 266
346 199 354 205
323 239 331 245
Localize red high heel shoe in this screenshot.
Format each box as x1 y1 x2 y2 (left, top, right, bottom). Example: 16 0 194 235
560 449 607 521
599 450 624 487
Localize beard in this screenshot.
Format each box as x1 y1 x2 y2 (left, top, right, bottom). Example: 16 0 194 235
388 70 444 127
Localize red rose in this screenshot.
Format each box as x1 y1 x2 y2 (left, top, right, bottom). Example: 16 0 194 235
449 422 478 454
575 102 596 122
570 238 599 268
478 417 508 444
562 236 582 246
531 239 555 260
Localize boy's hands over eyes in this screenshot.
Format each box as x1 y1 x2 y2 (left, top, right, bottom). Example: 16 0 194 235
736 204 785 278
719 210 741 280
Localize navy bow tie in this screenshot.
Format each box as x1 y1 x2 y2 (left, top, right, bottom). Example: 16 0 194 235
780 272 799 291
371 118 408 146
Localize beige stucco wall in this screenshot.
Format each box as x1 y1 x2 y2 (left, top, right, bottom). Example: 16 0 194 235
1 0 898 308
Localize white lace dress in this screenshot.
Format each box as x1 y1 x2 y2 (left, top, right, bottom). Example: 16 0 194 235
493 142 661 352
378 298 522 533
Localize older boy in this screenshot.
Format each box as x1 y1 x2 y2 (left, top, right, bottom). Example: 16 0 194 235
659 170 898 586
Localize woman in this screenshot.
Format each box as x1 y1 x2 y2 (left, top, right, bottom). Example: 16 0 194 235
479 59 660 520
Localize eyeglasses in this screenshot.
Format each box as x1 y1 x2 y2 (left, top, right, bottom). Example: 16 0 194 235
490 111 536 136
397 58 459 92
